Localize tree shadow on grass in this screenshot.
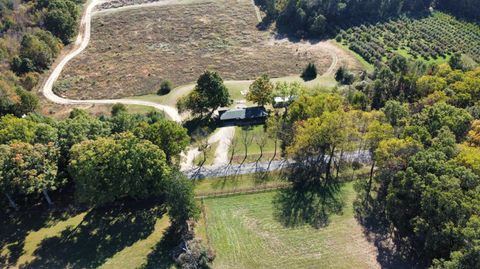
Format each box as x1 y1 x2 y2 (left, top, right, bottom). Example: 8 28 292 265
20 199 166 269
273 181 345 229
139 226 181 269
0 205 82 268
183 116 217 138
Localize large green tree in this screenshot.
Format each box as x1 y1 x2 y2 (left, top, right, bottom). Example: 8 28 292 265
288 110 356 185
44 0 79 44
0 142 61 208
246 74 274 106
135 119 190 163
69 132 171 205
412 102 472 140
177 71 231 116
0 114 57 145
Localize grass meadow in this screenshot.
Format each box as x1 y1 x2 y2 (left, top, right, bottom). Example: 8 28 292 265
199 182 380 268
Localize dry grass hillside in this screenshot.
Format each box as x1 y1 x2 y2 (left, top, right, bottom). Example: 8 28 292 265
56 0 343 99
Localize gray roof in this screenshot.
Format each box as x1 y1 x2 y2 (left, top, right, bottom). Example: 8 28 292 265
220 106 268 121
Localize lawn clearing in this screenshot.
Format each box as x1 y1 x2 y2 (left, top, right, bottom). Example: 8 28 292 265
228 125 280 164
200 182 380 268
57 0 350 100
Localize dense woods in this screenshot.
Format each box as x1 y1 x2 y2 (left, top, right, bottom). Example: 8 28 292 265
0 0 80 116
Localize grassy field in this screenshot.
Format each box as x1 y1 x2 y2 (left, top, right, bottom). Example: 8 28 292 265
200 182 379 268
0 175 377 269
0 174 283 269
194 173 286 196
58 0 335 99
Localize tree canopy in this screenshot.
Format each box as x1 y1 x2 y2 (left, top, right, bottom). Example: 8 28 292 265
177 71 231 116
69 132 171 205
246 74 274 106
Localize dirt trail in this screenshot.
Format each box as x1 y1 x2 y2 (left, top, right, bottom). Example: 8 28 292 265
41 0 182 122
41 0 344 167
180 126 235 170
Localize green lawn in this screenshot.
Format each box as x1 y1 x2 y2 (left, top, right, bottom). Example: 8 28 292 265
125 74 338 112
126 104 166 115
194 173 286 196
200 182 379 269
333 40 374 71
229 125 280 163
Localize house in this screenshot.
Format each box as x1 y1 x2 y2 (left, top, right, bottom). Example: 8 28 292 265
218 106 268 126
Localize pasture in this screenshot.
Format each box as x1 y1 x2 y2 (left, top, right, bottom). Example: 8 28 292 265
200 182 380 269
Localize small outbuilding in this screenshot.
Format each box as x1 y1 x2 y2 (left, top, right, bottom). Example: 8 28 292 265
272 96 294 108
218 106 268 126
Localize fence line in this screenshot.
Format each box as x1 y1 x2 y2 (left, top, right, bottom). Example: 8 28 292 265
195 183 290 199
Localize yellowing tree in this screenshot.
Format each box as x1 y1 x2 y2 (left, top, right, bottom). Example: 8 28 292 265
246 74 274 106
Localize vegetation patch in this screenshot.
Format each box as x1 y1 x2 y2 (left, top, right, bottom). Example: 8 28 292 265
0 203 176 269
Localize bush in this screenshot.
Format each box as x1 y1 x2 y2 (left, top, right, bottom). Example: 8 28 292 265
335 66 355 85
301 63 317 81
158 80 173 95
111 103 127 116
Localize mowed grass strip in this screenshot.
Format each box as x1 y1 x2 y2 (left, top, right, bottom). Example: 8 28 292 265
194 173 286 196
201 182 380 269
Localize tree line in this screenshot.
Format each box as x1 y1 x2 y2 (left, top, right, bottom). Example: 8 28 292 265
0 107 197 231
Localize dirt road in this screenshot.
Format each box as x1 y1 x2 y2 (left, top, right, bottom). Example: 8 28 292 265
41 0 344 168
41 0 182 122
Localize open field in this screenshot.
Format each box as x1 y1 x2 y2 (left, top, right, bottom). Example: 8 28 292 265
194 173 286 196
56 0 362 100
200 182 380 268
0 174 377 269
0 174 284 269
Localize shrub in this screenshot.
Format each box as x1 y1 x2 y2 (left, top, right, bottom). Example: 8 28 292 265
158 80 173 95
301 63 317 81
111 103 127 116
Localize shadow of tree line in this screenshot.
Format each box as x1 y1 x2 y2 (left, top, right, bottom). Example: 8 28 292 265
0 198 183 269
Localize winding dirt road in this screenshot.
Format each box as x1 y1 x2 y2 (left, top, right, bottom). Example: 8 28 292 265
41 0 182 122
41 0 343 167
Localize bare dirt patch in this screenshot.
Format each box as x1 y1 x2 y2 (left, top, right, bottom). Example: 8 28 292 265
57 0 342 100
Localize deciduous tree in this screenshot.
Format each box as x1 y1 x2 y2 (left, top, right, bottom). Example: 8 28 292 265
247 74 274 106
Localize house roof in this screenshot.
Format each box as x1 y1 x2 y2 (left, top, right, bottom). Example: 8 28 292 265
220 106 268 121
